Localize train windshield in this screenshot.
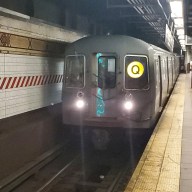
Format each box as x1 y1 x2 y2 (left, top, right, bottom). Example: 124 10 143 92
65 55 85 88
125 55 149 89
98 56 116 89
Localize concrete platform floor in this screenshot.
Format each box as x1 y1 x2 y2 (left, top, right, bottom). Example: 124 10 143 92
124 73 192 192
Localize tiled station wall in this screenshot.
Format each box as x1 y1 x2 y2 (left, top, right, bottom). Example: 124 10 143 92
0 9 85 120
0 54 64 119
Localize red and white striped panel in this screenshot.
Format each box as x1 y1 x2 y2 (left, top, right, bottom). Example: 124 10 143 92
0 75 63 90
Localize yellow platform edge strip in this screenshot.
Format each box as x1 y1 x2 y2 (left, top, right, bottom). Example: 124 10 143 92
124 74 185 192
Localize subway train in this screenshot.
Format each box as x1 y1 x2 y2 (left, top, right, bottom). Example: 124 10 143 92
62 35 179 146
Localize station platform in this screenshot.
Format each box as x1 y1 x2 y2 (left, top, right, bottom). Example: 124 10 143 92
124 73 192 192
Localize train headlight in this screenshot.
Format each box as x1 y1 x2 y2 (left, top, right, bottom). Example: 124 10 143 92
75 91 86 109
75 99 85 109
123 93 133 110
124 100 133 110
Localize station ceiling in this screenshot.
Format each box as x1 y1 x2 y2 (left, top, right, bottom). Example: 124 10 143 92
184 0 192 37
1 0 190 53
64 0 185 52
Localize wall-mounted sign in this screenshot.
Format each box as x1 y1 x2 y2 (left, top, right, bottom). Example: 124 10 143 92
165 24 174 52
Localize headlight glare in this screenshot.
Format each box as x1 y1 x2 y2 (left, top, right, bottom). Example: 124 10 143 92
124 101 133 110
76 99 85 109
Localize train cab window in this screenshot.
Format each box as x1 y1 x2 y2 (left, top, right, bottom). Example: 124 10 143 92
65 55 85 88
125 55 149 89
98 56 116 89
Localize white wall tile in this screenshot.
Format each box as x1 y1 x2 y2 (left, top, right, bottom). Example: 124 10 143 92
0 97 6 119
5 55 64 76
2 53 64 119
0 98 5 108
0 109 5 119
0 91 5 100
0 54 5 75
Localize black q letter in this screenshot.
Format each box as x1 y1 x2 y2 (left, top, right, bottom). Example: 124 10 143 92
131 65 140 74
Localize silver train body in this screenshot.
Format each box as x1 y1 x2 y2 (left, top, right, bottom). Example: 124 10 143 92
62 35 179 129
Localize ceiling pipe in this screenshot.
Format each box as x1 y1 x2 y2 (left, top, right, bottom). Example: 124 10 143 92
156 0 169 22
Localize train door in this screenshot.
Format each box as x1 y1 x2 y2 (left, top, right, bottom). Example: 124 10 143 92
91 53 117 118
155 55 163 112
161 57 169 105
166 57 169 94
172 57 174 87
167 57 173 93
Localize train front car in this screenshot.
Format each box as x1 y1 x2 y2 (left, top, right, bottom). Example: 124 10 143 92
62 36 157 146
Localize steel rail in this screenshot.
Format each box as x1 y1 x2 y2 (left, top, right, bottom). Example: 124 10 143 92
107 170 124 192
0 144 64 192
36 157 78 192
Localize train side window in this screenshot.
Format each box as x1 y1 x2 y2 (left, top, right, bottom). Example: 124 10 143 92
124 55 149 90
65 55 85 88
98 56 116 89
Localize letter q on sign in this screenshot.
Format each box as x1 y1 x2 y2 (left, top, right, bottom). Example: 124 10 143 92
127 61 144 78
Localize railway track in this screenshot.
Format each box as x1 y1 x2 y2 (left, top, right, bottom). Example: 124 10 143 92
5 128 151 192
35 152 131 192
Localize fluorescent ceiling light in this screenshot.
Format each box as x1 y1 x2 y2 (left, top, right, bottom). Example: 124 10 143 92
174 18 184 28
178 34 185 40
179 39 185 44
169 0 185 48
170 1 183 18
177 29 184 35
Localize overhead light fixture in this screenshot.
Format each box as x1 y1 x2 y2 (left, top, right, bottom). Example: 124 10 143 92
178 34 185 40
179 39 185 44
169 0 185 50
170 1 183 18
174 18 184 28
177 29 184 35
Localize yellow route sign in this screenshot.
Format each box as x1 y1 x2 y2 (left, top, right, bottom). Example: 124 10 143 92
127 61 144 78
